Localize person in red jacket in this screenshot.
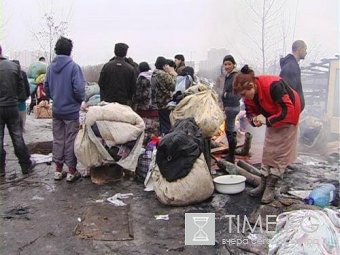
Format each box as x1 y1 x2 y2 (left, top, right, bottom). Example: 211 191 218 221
233 65 301 204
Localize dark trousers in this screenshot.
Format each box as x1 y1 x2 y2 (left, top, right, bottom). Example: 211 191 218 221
0 106 31 172
158 108 172 135
52 118 79 168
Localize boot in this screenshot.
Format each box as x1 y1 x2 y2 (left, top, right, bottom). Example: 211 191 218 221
261 175 279 204
249 176 266 197
235 132 252 156
224 131 237 163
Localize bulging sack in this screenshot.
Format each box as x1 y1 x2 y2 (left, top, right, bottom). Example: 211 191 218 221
152 154 214 206
170 86 224 138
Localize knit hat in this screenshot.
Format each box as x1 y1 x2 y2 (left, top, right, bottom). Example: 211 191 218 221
155 56 168 70
138 62 150 73
175 54 185 62
114 43 129 57
223 55 236 65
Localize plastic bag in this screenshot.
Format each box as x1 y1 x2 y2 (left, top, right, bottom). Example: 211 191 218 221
268 209 340 255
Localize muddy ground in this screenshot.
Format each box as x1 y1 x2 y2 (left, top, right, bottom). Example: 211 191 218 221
0 115 338 255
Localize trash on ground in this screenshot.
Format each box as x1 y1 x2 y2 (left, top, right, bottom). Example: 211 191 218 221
30 153 53 164
31 195 45 201
107 193 133 207
154 215 169 221
211 194 230 209
144 187 153 192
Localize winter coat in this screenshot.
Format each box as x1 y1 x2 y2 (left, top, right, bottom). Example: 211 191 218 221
0 57 25 107
244 75 301 128
279 54 305 111
151 69 176 109
18 70 30 102
44 55 85 120
175 62 186 75
98 57 136 106
134 70 157 111
221 70 240 107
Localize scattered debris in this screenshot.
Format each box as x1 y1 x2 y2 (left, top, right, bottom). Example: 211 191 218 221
30 153 53 164
144 187 153 192
31 195 45 201
107 193 133 207
211 194 230 209
154 215 169 221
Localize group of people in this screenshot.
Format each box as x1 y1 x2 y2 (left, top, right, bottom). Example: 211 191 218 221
0 36 307 204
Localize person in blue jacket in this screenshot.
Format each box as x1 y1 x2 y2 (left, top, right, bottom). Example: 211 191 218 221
44 37 85 182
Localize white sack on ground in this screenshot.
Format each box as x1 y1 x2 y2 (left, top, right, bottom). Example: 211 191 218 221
74 103 145 171
268 208 340 255
170 84 224 138
152 154 214 206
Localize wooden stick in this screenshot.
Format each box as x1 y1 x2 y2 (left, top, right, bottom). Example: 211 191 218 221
217 159 261 187
237 160 262 176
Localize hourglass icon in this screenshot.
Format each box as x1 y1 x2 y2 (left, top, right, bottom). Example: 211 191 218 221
193 217 209 241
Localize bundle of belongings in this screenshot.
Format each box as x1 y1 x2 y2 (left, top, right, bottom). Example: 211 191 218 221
268 209 340 255
170 84 224 138
135 136 160 183
167 74 194 108
85 82 101 106
33 100 52 119
27 62 48 113
152 118 214 206
74 103 145 172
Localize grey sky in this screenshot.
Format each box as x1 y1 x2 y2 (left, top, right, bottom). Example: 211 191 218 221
1 0 339 67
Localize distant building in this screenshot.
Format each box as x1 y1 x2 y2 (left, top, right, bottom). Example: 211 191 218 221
198 48 229 95
198 48 229 79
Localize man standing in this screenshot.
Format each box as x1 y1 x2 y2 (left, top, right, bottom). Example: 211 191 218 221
280 40 307 111
44 37 85 182
98 43 136 106
0 45 35 177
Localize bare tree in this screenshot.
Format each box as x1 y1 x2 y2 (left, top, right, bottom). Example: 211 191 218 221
31 13 68 63
30 0 72 63
242 0 292 73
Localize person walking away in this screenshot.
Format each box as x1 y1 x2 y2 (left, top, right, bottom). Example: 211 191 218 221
233 65 301 204
280 40 307 111
151 56 176 135
221 55 240 163
134 62 160 145
0 46 36 177
44 37 85 182
174 54 186 75
13 60 30 132
98 43 136 107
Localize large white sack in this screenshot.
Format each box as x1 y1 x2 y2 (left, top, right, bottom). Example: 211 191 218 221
74 103 145 171
170 85 224 138
152 154 214 206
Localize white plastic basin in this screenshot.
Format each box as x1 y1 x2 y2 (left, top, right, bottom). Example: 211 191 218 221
213 175 246 194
